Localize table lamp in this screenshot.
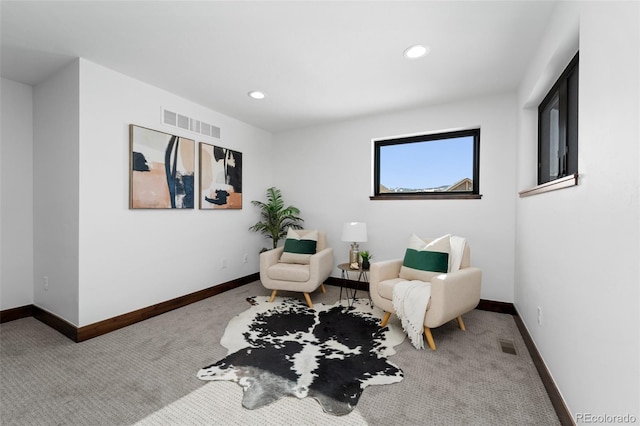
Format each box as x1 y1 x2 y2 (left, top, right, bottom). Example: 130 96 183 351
341 222 368 269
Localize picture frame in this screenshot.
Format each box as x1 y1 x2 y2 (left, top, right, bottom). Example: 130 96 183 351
199 142 242 209
129 124 195 209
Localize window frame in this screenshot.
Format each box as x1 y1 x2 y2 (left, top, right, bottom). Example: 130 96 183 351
537 52 579 185
371 128 481 200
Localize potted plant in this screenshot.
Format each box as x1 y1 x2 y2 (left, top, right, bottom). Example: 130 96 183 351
360 251 372 270
249 187 304 251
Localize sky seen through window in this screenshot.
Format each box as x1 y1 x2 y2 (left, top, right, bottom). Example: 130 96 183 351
379 136 474 190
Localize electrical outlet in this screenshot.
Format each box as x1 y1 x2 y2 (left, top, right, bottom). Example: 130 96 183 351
537 306 542 325
220 258 227 269
44 276 49 291
243 253 249 263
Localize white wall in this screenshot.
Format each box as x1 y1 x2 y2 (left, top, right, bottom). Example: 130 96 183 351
0 78 34 310
33 61 80 324
77 59 273 326
516 1 639 418
273 92 517 303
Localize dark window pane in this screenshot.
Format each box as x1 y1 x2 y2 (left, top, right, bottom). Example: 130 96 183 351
538 52 578 185
540 92 561 182
566 66 579 175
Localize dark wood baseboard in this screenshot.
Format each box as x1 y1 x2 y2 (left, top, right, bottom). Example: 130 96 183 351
32 306 78 341
513 313 574 426
76 273 258 342
0 304 33 323
0 273 259 343
476 299 518 315
325 276 370 291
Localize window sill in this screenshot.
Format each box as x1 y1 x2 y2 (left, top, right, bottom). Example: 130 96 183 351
370 193 482 201
518 173 578 198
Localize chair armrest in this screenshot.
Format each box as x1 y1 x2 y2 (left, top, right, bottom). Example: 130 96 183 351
309 248 334 283
370 259 403 285
260 247 284 270
425 267 482 328
369 259 403 313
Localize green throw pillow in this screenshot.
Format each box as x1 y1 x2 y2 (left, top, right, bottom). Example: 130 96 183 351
403 248 449 273
279 229 318 264
399 234 451 281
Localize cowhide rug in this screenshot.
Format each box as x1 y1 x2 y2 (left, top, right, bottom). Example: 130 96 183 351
197 296 405 416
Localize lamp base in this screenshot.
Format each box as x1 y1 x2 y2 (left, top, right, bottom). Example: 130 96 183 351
349 243 360 269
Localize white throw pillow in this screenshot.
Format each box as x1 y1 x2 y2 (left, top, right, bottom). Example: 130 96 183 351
279 229 318 265
399 234 451 281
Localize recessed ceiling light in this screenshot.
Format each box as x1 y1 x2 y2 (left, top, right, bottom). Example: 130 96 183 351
248 91 266 100
403 44 429 59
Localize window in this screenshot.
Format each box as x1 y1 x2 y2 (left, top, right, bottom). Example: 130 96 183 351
538 52 579 185
372 128 481 200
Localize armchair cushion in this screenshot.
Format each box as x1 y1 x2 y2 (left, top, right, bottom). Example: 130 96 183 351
377 278 405 300
267 262 311 282
379 278 432 310
280 229 318 264
400 234 450 281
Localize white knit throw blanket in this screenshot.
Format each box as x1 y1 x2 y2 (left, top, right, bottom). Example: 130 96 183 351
449 236 466 272
392 280 431 350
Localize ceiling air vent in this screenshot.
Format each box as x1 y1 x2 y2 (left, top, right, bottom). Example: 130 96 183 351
201 122 211 136
163 109 177 127
190 118 200 133
162 108 220 139
177 114 189 130
210 125 221 139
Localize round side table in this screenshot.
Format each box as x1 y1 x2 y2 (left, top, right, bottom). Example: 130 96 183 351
337 263 369 307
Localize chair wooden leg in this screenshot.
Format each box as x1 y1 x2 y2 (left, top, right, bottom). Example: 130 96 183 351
457 315 466 331
380 311 391 327
423 327 436 350
269 290 277 302
303 292 313 308
320 284 326 293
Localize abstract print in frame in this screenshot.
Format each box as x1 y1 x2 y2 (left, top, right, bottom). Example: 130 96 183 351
199 143 242 209
130 125 195 209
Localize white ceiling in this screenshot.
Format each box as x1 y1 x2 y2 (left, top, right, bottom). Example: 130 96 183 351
1 1 558 133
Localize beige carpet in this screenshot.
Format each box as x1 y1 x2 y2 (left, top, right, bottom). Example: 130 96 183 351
135 381 368 425
1 281 559 425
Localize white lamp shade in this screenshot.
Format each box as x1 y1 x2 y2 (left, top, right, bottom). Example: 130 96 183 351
341 222 368 242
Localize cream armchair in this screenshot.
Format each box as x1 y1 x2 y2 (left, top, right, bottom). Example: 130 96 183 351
370 238 481 350
259 230 334 308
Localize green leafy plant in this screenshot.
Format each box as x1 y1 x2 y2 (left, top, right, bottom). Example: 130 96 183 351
360 251 372 269
249 187 304 250
359 251 371 261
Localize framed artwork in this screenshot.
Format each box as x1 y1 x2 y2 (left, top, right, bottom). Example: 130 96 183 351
199 143 242 209
129 125 195 209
